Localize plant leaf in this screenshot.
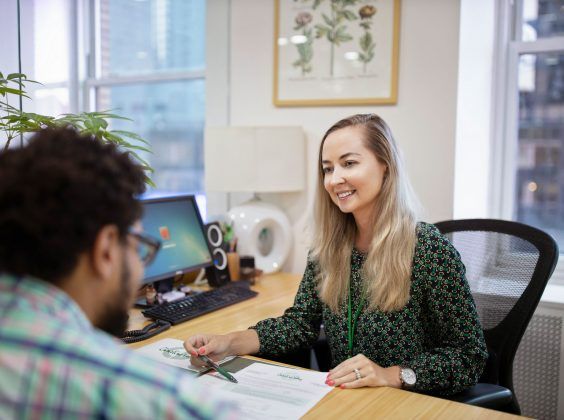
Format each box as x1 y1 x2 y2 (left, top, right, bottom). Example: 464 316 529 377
144 177 156 188
89 110 132 121
335 34 353 44
322 13 333 26
343 10 357 21
360 32 372 51
0 86 29 98
107 134 152 154
7 73 27 80
111 130 151 146
124 149 151 168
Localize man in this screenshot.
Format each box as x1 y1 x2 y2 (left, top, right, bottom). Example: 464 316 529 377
0 128 236 419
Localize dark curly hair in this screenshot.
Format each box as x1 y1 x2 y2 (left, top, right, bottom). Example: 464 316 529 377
0 127 146 283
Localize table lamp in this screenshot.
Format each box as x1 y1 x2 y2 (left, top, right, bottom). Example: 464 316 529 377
205 126 305 273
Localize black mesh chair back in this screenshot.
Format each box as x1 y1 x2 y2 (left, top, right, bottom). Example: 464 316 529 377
434 219 558 413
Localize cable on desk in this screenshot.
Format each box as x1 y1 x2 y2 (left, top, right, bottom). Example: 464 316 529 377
121 320 171 344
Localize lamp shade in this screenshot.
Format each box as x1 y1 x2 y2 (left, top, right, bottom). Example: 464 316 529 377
205 126 305 192
204 125 305 273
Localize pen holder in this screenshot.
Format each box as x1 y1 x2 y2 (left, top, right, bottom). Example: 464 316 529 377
227 252 240 281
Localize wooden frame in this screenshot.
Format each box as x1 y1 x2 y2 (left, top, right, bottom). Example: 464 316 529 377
273 0 401 107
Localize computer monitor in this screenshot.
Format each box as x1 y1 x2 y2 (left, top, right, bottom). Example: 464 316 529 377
140 195 212 285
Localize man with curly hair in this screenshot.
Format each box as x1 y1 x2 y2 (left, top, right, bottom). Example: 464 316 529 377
0 128 236 419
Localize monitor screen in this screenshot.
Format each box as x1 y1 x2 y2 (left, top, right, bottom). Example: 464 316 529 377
140 195 212 284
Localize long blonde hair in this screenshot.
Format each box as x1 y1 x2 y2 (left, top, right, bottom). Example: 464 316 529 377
311 114 420 312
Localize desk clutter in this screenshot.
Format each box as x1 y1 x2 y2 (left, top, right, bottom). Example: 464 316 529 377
141 281 258 325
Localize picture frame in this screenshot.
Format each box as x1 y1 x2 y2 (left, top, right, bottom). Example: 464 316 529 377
273 0 401 107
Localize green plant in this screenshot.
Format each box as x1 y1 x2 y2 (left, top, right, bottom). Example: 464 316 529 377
0 71 154 186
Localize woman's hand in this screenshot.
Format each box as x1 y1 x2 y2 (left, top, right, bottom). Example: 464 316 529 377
184 333 233 366
184 329 261 366
325 354 402 389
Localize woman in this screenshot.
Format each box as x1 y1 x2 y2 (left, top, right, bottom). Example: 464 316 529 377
185 114 487 394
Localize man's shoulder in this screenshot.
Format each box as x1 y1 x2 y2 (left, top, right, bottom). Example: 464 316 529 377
75 334 237 418
0 318 234 418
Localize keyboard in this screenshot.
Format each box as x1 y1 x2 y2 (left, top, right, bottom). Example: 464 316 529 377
142 281 258 325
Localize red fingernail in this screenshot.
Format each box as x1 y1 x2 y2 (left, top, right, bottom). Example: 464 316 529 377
191 350 198 356
327 380 335 386
198 347 205 354
340 384 345 389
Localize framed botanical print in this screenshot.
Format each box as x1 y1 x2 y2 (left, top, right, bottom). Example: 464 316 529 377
274 0 401 106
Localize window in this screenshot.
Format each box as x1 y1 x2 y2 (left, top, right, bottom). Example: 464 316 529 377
0 0 207 215
89 0 207 193
29 0 71 117
497 0 564 283
22 0 207 195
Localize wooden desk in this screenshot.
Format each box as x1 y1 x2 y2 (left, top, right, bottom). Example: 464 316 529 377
128 273 525 419
127 272 301 342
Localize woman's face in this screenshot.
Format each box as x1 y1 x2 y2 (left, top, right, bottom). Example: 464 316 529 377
321 125 387 224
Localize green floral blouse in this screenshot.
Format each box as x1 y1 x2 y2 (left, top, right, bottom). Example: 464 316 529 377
251 222 488 395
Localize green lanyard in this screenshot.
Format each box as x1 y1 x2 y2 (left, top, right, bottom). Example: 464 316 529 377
347 281 367 358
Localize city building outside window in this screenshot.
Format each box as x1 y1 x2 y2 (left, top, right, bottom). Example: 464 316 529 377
497 0 564 284
93 0 206 193
26 0 207 205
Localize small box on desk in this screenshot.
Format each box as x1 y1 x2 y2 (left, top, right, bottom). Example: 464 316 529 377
240 255 262 284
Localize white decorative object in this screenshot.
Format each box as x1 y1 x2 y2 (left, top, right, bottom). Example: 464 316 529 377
205 126 305 272
228 200 292 273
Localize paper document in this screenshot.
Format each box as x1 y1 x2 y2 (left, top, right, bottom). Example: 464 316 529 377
197 362 332 419
135 338 234 373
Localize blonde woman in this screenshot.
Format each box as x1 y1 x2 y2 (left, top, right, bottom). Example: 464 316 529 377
185 114 487 395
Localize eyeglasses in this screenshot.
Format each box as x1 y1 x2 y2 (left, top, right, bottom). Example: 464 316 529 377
128 230 161 266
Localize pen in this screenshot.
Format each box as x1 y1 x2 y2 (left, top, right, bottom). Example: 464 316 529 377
198 354 238 383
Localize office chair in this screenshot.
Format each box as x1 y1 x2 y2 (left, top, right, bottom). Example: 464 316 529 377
434 219 559 414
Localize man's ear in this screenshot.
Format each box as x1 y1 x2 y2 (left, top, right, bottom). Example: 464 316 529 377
91 225 121 280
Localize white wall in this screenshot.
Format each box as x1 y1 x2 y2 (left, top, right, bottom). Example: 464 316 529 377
454 0 495 219
207 0 462 274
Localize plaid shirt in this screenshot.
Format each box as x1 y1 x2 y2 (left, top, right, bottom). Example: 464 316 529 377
0 275 238 419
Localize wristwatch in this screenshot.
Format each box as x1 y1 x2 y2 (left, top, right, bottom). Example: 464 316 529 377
399 366 417 389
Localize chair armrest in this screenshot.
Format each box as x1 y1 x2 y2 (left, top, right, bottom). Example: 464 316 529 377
446 383 514 411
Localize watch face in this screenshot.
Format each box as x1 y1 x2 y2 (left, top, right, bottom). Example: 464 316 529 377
401 368 416 385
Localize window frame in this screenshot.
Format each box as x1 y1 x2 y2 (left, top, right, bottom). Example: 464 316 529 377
492 0 564 285
82 0 207 111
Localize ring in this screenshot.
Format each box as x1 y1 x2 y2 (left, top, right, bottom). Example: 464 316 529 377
353 368 362 380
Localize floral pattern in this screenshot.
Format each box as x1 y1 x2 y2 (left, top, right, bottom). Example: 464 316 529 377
251 222 488 395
